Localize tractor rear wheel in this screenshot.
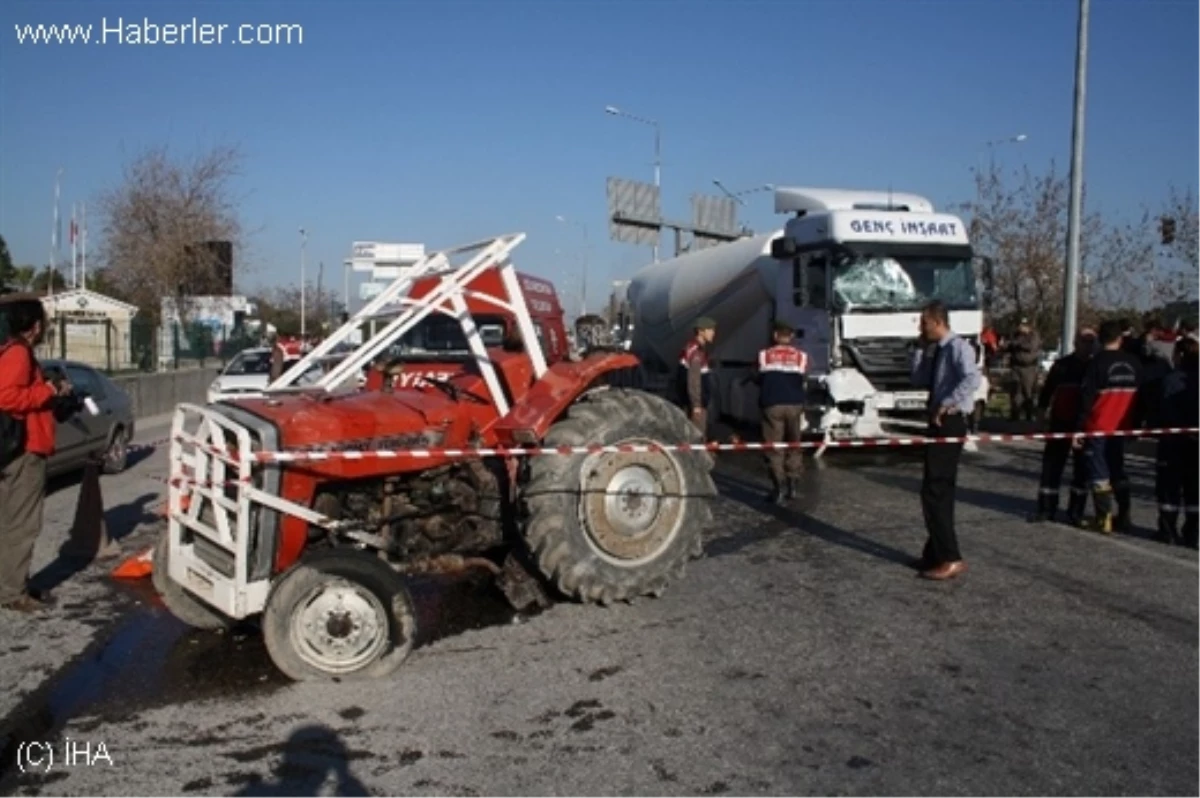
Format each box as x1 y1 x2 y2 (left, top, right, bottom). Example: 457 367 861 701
261 549 416 682
521 388 715 604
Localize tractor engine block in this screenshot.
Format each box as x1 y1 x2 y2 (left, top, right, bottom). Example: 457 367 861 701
316 461 506 563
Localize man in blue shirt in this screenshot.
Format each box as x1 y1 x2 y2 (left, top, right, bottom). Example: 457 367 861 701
909 300 981 581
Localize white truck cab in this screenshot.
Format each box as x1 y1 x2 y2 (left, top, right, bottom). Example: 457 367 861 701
768 186 992 439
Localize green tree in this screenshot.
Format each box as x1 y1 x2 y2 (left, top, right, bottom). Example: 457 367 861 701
0 235 14 288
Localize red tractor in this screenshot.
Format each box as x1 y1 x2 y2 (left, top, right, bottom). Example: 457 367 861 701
155 234 716 681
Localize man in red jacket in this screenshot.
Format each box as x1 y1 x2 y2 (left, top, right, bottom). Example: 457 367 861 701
1073 320 1142 534
0 298 71 612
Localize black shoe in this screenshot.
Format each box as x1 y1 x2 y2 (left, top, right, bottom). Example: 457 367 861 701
786 478 800 500
1064 492 1088 526
1027 492 1057 523
1156 511 1179 545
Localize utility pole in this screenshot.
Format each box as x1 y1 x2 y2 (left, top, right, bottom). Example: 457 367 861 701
299 227 307 338
605 105 662 262
316 261 324 330
1060 0 1089 356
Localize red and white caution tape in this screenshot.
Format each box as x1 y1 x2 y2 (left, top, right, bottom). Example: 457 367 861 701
205 426 1197 464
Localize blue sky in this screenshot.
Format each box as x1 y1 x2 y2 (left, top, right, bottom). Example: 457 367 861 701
1 0 1196 314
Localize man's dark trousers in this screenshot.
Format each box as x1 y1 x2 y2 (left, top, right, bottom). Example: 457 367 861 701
921 413 967 564
1037 436 1088 518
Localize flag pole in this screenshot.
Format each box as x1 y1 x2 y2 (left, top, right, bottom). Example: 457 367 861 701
50 168 63 297
70 203 78 289
81 202 88 290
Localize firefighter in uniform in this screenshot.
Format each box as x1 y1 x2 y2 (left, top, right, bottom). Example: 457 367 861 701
1156 337 1199 547
677 317 716 434
755 321 808 504
1074 320 1142 534
1028 326 1096 524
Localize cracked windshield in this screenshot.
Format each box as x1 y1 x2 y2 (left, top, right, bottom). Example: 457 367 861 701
831 253 978 311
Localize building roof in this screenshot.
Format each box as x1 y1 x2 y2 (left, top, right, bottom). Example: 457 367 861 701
41 288 139 315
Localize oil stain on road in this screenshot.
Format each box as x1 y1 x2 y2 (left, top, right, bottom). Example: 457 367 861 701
0 561 534 791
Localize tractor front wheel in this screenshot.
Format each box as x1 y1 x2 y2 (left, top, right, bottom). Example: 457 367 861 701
521 388 716 604
262 549 416 681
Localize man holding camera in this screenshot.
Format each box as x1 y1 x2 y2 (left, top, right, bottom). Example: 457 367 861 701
0 298 71 612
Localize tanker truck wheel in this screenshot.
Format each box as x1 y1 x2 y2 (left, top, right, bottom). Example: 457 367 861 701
262 549 416 682
521 388 716 605
151 532 233 631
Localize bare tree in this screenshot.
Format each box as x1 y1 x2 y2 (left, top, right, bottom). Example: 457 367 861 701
252 282 344 337
1162 184 1199 284
957 161 1196 343
97 144 246 321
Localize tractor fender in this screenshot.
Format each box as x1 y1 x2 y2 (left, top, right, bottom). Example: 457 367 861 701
492 352 640 445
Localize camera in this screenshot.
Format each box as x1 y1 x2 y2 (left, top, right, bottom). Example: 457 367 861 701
44 367 98 422
51 388 92 423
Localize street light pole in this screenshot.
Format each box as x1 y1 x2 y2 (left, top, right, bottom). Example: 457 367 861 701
556 215 589 315
299 227 308 338
605 104 662 262
1060 0 1090 357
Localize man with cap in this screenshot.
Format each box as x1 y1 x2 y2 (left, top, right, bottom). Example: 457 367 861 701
754 320 808 504
677 317 716 434
1007 317 1041 421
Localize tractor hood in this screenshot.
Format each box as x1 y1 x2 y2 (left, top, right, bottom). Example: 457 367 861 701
221 390 460 453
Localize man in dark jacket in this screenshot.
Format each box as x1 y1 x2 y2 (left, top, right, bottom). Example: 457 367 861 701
0 298 71 612
1156 337 1199 547
1007 318 1041 421
1074 320 1142 534
1029 327 1095 524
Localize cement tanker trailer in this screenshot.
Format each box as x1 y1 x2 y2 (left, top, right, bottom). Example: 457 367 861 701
626 185 993 442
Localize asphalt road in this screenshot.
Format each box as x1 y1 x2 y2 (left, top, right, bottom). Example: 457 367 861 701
0 421 1196 796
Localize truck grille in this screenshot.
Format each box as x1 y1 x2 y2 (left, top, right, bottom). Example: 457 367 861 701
844 337 913 389
844 334 981 392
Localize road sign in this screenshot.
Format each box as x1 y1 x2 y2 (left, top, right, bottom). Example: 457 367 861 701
690 195 738 250
350 242 425 274
606 177 661 246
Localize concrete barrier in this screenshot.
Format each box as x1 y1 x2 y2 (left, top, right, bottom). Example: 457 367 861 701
112 367 219 420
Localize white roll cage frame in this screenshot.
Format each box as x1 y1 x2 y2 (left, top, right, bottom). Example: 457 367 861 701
268 233 542 418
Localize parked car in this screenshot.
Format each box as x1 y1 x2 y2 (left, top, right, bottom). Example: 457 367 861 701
40 359 135 477
207 347 324 404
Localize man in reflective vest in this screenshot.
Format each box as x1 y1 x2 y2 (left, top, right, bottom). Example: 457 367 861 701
1028 326 1095 524
756 321 808 504
676 317 716 434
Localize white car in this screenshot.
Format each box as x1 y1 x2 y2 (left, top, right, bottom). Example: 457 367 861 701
207 347 323 404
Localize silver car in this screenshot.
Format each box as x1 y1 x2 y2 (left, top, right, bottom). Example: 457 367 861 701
40 359 136 477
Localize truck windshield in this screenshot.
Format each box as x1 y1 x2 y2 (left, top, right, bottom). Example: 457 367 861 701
831 253 977 312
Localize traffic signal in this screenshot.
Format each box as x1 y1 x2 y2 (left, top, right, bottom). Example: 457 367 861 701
1160 216 1176 245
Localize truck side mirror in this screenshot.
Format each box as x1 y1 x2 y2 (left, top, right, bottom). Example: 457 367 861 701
770 238 797 260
